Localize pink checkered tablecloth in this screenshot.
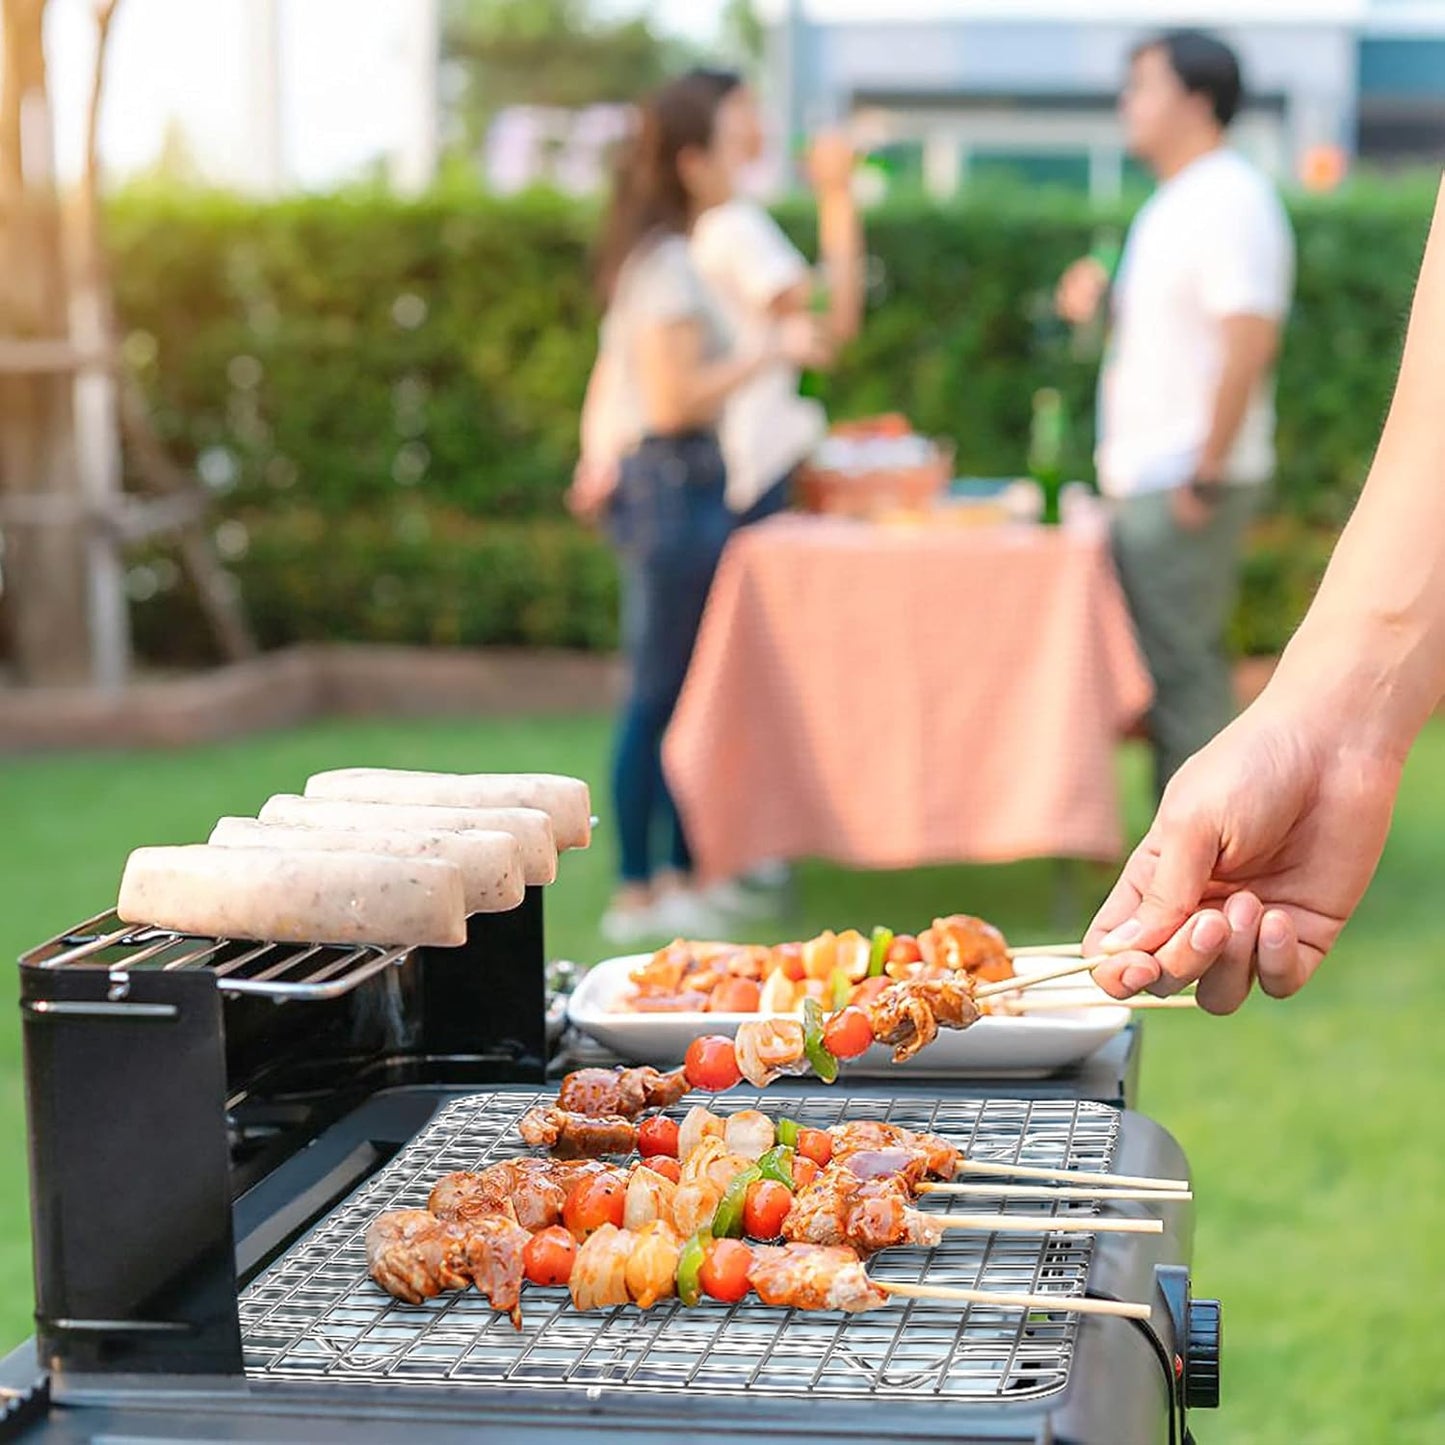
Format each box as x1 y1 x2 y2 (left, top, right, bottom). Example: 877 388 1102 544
663 512 1152 881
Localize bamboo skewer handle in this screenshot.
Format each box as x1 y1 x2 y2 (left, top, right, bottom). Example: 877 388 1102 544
974 956 1106 999
958 1159 1190 1191
930 1213 1163 1235
875 1279 1151 1321
1006 942 1086 959
919 1182 1191 1203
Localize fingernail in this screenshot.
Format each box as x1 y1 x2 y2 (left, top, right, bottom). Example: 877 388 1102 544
1191 913 1230 952
1225 892 1258 928
1261 913 1290 948
1121 961 1160 991
1102 919 1142 951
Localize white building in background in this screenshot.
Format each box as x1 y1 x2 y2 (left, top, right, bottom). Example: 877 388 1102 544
758 0 1445 198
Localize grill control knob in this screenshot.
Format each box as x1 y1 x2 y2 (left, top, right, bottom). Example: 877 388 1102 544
1184 1298 1222 1409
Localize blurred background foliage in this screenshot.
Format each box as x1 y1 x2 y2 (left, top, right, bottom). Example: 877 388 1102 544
108 179 1434 663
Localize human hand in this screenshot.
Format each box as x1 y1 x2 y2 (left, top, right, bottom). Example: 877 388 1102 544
1170 482 1217 532
567 455 618 525
806 130 855 196
1084 688 1404 1013
1055 257 1109 326
776 313 835 370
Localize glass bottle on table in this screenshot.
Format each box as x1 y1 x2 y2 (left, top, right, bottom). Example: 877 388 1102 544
1028 387 1068 527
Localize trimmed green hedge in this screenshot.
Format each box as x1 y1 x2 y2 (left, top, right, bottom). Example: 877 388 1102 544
110 180 1434 658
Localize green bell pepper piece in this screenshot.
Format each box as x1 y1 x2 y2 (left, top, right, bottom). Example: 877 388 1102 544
677 1230 711 1306
802 997 840 1084
868 926 894 977
775 1116 800 1148
757 1145 795 1189
711 1165 762 1238
829 966 852 1011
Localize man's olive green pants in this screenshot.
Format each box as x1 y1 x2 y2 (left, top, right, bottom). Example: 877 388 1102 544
1109 485 1261 802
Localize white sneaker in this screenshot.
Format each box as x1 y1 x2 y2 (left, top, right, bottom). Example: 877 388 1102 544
599 902 667 949
701 878 778 921
650 889 728 940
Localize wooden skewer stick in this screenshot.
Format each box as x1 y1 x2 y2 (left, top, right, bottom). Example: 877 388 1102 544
974 956 1106 1000
919 1182 1191 1203
875 1279 1151 1321
1009 994 1199 1013
957 1158 1190 1191
1006 942 1085 959
931 1213 1163 1235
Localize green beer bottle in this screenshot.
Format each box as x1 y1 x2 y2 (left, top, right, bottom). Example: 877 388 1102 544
1029 387 1068 526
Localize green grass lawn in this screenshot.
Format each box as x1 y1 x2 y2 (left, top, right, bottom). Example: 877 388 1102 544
2 714 1443 1443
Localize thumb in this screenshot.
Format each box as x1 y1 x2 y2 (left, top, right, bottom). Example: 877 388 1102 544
1100 809 1221 954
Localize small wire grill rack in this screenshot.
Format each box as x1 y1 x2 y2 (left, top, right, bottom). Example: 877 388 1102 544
240 1091 1120 1403
20 909 409 1002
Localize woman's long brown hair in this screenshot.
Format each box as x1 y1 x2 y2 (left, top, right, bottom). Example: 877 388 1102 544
594 69 741 303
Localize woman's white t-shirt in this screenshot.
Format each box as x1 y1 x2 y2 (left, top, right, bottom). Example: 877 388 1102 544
1097 148 1294 499
691 199 827 514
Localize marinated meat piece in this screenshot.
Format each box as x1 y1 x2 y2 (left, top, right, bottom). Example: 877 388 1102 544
836 1147 932 1191
866 976 980 1062
624 1221 682 1309
782 1167 937 1253
734 1018 808 1087
518 1105 638 1158
867 985 937 1063
557 1065 689 1119
924 914 1012 982
829 1122 960 1180
628 991 712 1012
571 1223 631 1310
748 1244 887 1313
459 1213 531 1328
431 1159 618 1232
366 1209 471 1304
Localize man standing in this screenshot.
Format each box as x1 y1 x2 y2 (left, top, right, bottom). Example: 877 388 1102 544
1058 30 1294 799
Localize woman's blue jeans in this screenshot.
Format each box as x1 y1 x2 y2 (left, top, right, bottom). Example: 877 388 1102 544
607 433 733 885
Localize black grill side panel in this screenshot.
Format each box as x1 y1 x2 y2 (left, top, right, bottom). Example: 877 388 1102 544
20 965 242 1376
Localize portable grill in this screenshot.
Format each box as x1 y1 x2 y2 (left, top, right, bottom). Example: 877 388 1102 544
1 886 1220 1444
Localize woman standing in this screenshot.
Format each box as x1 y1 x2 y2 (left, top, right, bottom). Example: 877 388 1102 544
574 72 825 943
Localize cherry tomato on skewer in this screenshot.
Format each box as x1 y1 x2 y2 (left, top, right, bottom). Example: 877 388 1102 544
637 1115 680 1157
699 1238 754 1303
522 1225 577 1287
795 1128 833 1167
790 1156 820 1189
646 1155 681 1184
888 935 924 966
709 977 762 1013
563 1173 626 1236
743 1179 793 1240
684 1034 742 1092
822 1006 873 1060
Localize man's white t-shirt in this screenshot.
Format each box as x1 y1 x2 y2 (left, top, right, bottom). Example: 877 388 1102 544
691 200 827 514
1097 148 1294 499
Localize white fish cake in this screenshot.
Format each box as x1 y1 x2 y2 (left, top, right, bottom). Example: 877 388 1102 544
255 795 557 885
117 844 466 947
207 818 524 914
303 769 592 850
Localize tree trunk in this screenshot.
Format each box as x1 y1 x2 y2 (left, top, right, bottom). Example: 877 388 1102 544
0 0 92 684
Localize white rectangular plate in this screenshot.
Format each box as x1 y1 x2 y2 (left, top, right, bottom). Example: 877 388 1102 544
566 954 1130 1078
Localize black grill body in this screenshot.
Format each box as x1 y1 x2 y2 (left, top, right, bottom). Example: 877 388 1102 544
3 895 1218 1445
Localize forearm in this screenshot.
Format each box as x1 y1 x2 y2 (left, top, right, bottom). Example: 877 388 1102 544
817 186 863 344
1270 181 1445 753
1198 319 1278 476
650 345 772 431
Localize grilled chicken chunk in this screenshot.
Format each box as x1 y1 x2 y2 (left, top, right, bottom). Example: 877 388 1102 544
828 1122 961 1180
748 1243 888 1313
866 976 981 1062
431 1158 616 1232
366 1209 473 1304
922 914 1012 981
782 1167 938 1252
556 1065 689 1119
518 1105 638 1158
458 1212 531 1327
